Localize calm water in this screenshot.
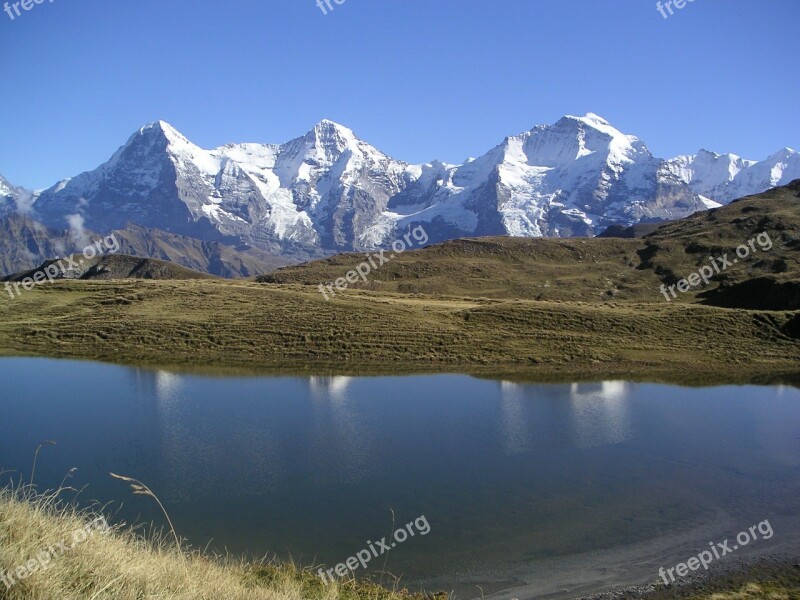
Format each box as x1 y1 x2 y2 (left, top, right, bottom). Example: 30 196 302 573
1 358 799 595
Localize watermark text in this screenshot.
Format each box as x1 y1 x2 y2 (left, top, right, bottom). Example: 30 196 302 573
4 0 55 22
659 231 772 302
4 234 120 300
658 519 773 585
319 226 429 300
0 516 109 590
318 515 431 584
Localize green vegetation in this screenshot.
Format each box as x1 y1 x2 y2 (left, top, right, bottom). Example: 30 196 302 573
646 563 800 600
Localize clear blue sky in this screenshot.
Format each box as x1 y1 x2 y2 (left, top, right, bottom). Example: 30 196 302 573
1 0 798 189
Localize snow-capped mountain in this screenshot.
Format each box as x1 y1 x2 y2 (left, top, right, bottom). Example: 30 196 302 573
666 148 800 204
31 119 413 256
9 115 800 259
384 113 707 239
212 119 412 252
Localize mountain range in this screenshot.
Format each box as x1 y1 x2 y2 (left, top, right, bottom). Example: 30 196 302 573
1 113 798 277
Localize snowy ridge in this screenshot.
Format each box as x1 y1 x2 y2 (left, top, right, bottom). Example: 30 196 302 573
666 147 800 204
4 115 798 257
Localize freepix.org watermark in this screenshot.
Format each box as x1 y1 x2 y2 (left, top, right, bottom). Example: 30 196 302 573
317 515 431 584
3 0 55 22
659 231 772 302
318 225 429 301
4 234 120 300
656 0 698 20
0 516 109 590
658 519 773 585
316 0 346 16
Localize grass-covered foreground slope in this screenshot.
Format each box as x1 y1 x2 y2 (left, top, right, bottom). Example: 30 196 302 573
0 487 433 600
0 182 798 379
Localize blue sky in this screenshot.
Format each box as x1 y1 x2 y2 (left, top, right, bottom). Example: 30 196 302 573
1 0 798 189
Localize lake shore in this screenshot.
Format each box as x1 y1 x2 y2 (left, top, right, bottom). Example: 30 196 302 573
455 519 800 600
573 555 800 600
439 513 800 600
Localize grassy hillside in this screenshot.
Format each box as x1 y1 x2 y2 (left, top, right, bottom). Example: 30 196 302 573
260 235 653 302
640 182 800 310
0 278 798 382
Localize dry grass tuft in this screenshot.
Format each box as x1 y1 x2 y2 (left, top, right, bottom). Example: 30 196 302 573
706 582 792 600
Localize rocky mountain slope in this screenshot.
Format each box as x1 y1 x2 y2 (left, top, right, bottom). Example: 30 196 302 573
0 214 289 278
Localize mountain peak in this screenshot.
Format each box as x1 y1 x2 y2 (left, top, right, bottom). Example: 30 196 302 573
118 120 207 166
768 147 797 158
290 119 366 164
138 120 187 143
309 119 356 140
558 113 638 148
580 112 612 126
564 113 613 129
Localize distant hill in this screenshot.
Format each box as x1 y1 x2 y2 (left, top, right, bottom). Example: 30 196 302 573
3 253 215 282
639 179 800 310
596 223 662 238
